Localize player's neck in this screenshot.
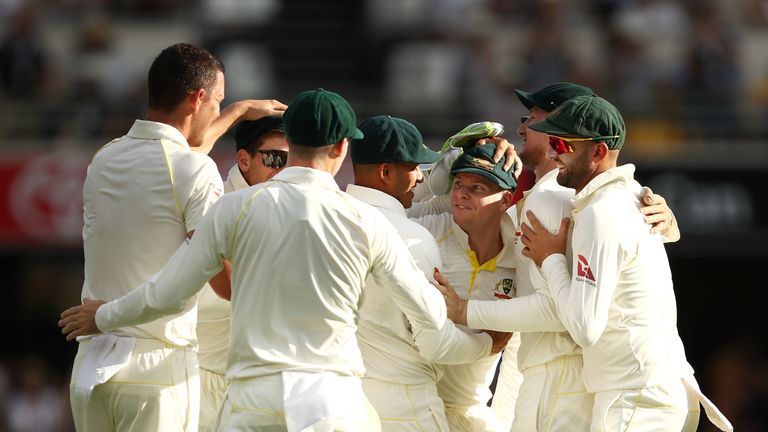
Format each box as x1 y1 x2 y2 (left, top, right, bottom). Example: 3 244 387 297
465 221 503 264
533 158 558 180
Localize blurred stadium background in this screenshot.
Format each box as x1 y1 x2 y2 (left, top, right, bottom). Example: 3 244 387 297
0 0 766 430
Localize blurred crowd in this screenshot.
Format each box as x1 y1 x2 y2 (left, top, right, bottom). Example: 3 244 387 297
2 0 768 154
0 0 767 431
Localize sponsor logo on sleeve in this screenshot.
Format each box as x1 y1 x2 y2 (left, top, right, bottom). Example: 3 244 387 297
576 254 597 286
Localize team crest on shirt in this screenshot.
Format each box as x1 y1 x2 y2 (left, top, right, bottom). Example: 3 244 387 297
493 278 516 299
575 254 597 287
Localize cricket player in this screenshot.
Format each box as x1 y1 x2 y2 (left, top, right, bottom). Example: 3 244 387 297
223 114 288 191
65 43 286 432
60 88 449 431
196 115 289 432
408 143 522 432
348 115 511 431
520 94 732 431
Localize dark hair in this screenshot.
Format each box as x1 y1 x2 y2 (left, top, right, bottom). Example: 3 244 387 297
242 130 284 156
147 43 224 113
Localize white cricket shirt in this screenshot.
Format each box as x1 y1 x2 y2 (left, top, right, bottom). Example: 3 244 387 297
96 167 446 379
347 184 491 385
414 212 518 408
467 169 581 370
541 164 689 392
81 119 223 347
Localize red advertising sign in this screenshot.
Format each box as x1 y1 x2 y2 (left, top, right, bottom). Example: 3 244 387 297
0 151 91 247
0 149 356 248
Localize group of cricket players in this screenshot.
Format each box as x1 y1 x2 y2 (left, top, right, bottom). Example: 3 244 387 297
57 43 732 431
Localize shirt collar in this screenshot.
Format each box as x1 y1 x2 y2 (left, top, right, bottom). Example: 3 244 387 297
345 184 406 216
524 167 560 198
127 120 190 149
224 164 250 193
573 164 635 210
271 166 341 191
453 213 516 268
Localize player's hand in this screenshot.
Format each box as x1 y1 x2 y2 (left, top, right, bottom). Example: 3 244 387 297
194 99 288 155
521 211 569 267
639 187 680 241
475 136 523 177
484 330 514 355
59 298 106 341
433 268 468 325
235 99 288 122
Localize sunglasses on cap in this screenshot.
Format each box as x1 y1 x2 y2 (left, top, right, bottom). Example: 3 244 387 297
257 149 288 169
548 135 621 155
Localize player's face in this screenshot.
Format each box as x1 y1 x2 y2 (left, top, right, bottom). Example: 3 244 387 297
189 71 225 146
450 173 506 230
516 106 550 170
386 163 424 208
549 139 596 192
243 133 289 185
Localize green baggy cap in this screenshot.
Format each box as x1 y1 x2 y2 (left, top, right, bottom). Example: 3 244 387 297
352 115 441 164
529 95 626 150
283 88 364 147
450 143 517 190
514 82 594 113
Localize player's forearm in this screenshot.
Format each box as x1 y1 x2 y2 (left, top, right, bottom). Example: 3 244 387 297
466 292 566 333
382 273 446 332
95 278 192 332
96 241 220 331
373 236 446 332
406 193 451 218
413 321 492 364
195 101 252 155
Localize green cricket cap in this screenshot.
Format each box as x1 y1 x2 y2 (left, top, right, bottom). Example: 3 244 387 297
234 115 284 151
351 115 441 164
529 95 626 150
450 143 517 190
514 82 595 112
283 88 364 147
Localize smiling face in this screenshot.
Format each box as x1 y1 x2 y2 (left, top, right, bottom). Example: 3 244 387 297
450 172 511 232
383 162 424 208
517 106 552 172
239 132 290 186
547 138 598 192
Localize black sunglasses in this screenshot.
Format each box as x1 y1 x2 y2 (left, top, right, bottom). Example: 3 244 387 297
257 150 288 169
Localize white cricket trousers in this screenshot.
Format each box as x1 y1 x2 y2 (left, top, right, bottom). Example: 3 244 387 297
216 372 381 431
362 378 449 431
591 378 700 432
443 403 502 432
511 354 592 431
69 338 199 432
200 368 230 432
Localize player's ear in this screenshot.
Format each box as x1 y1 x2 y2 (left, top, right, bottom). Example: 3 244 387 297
379 163 392 184
329 138 348 159
237 149 252 171
593 141 609 163
499 190 514 212
189 88 206 113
